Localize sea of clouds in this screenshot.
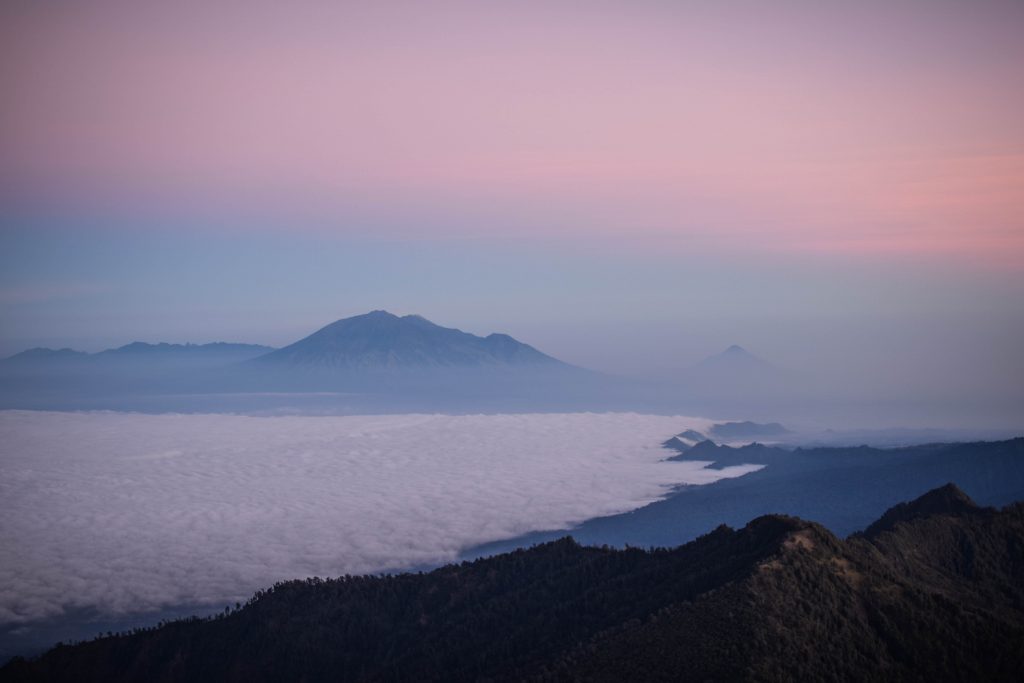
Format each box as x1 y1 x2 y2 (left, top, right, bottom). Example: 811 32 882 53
0 410 761 627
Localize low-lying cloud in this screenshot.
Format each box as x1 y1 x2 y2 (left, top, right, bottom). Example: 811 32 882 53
0 411 760 627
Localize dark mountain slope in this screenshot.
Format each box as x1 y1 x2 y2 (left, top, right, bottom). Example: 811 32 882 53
561 486 1024 682
4 485 1023 682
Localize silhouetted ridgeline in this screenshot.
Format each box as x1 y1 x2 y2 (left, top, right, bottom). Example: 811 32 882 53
3 484 1023 682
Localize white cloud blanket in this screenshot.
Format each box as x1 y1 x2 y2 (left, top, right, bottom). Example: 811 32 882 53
0 411 760 625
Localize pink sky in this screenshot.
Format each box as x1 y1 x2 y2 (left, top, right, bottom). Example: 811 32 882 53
2 0 1023 262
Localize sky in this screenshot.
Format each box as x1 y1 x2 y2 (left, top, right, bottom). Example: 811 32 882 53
1 1 1022 398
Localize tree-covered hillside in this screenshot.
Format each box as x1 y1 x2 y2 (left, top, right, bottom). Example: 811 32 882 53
3 484 1022 682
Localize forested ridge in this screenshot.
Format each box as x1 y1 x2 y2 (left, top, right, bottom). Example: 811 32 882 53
3 484 1022 682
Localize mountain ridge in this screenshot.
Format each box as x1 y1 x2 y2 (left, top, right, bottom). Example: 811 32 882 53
860 482 982 538
1 311 566 372
4 484 1022 681
253 310 567 370
3 342 274 363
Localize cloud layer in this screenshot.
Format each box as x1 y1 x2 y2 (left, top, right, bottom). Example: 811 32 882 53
0 411 760 626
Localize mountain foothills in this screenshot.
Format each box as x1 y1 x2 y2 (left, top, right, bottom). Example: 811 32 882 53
3 484 1022 682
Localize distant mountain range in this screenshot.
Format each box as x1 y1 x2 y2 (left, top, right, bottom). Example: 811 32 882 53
3 348 90 362
709 420 790 439
4 342 274 365
0 312 590 411
661 421 791 451
253 310 565 370
6 483 1022 681
97 342 274 360
4 315 793 385
0 314 837 416
2 311 565 372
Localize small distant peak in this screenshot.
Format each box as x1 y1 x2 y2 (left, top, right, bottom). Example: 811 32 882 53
364 309 397 318
862 483 979 538
676 429 708 442
661 429 708 452
931 482 974 499
899 483 977 513
903 483 978 515
724 345 748 354
687 439 721 455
